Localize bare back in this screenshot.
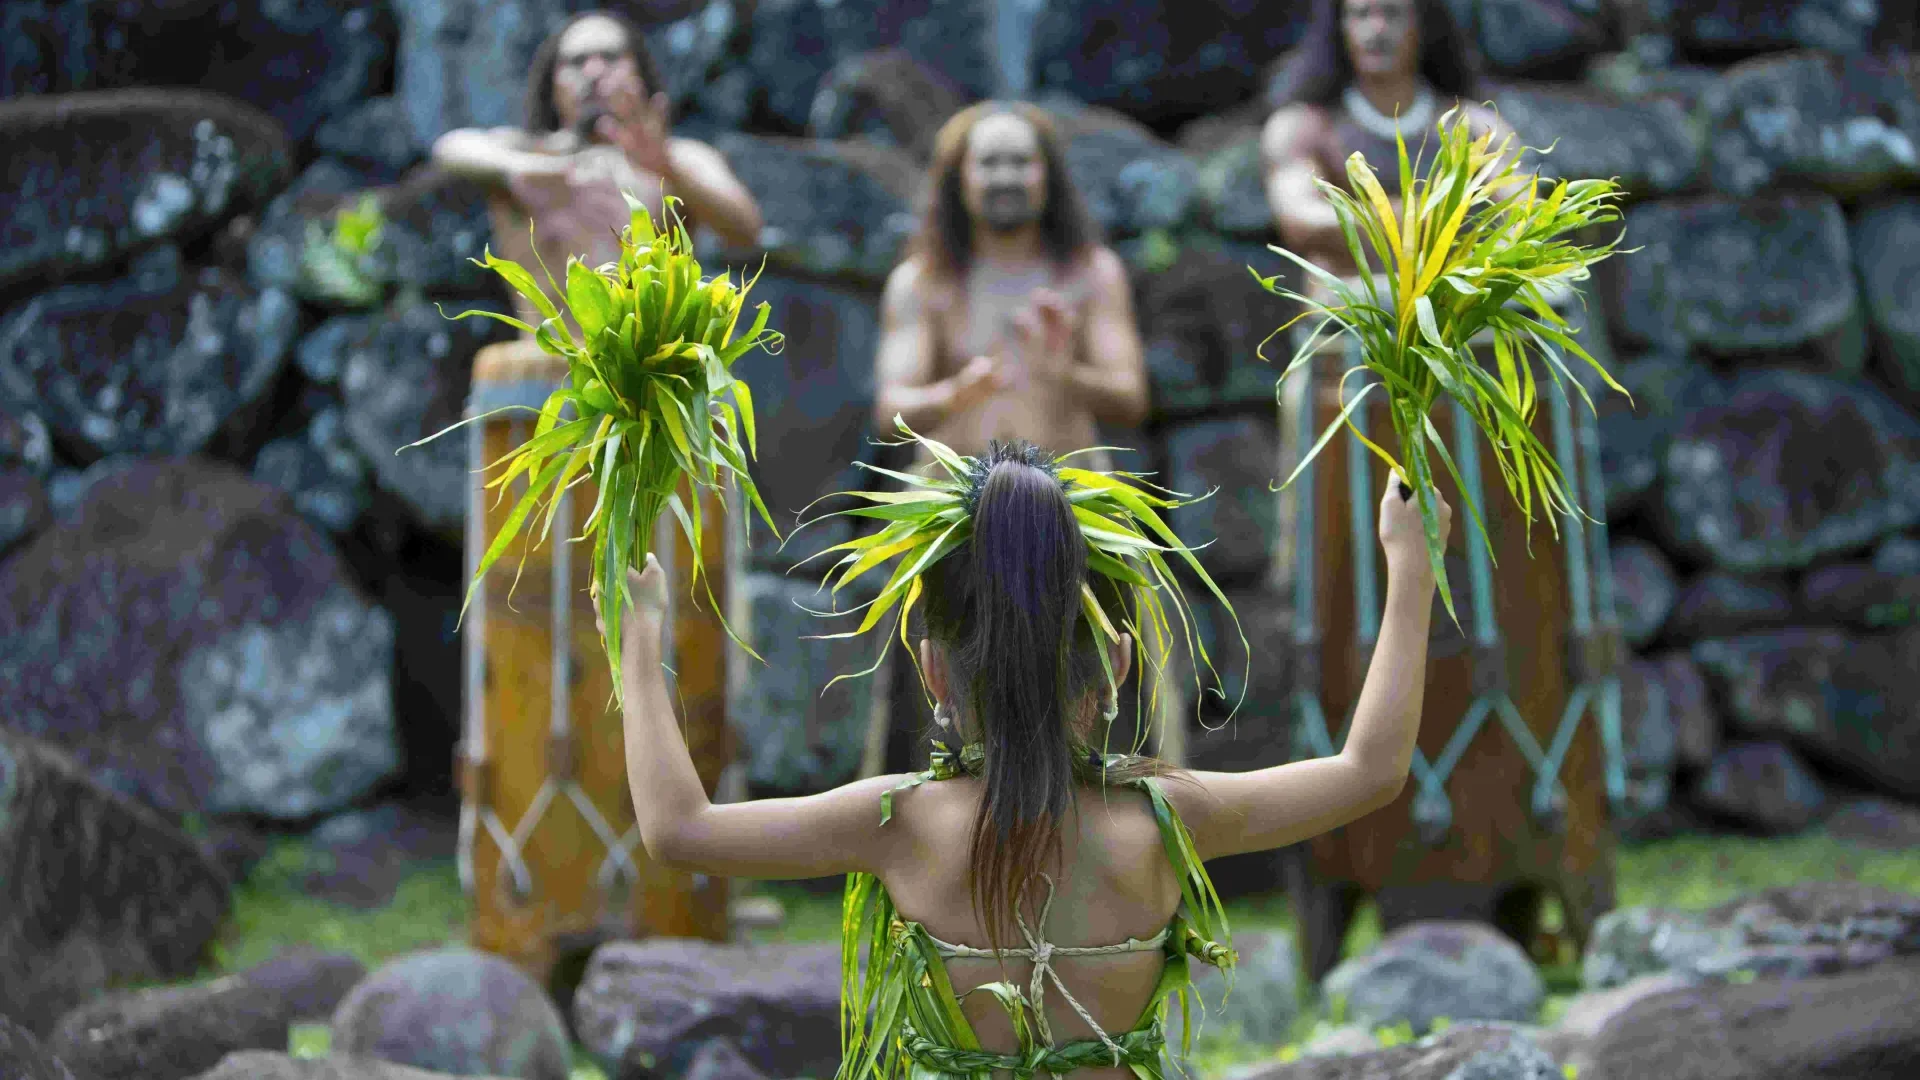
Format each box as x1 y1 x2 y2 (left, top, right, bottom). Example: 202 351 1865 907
878 776 1184 1077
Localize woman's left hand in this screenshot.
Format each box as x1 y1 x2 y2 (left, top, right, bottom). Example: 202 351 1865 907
592 553 670 658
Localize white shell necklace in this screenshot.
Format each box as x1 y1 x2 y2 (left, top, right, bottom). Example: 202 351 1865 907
1342 83 1436 141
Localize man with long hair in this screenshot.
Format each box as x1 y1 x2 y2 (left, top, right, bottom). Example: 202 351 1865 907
1262 0 1507 273
430 10 763 335
872 102 1149 469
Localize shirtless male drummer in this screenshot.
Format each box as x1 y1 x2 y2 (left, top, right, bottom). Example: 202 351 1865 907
872 102 1149 467
430 9 764 334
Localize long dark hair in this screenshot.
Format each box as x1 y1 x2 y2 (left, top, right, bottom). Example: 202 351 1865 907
1269 0 1479 108
523 10 666 134
912 102 1099 284
920 442 1166 953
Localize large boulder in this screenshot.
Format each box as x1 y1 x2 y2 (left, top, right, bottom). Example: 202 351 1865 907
1489 81 1704 199
315 97 429 184
341 296 517 537
1663 572 1796 641
253 400 374 536
1703 50 1920 198
1030 0 1311 131
1691 627 1920 800
806 48 968 161
1690 740 1828 834
329 948 571 1080
733 574 876 797
1639 650 1721 769
45 976 292 1080
1441 0 1609 79
573 939 840 1080
743 0 992 133
0 730 231 1035
0 89 291 295
0 458 399 821
1233 1022 1562 1080
1581 882 1920 991
1654 370 1920 573
1138 239 1297 416
1578 958 1920 1080
1609 195 1866 373
1799 556 1920 631
1615 658 1682 823
0 468 50 562
1322 921 1546 1035
0 1014 77 1080
1851 198 1920 407
0 1 389 146
236 947 371 1023
193 1052 518 1080
1824 796 1920 851
1046 97 1200 240
1165 416 1279 585
0 244 296 464
1611 538 1680 647
724 274 877 569
1591 353 1718 519
708 134 919 284
1671 0 1886 58
299 801 458 910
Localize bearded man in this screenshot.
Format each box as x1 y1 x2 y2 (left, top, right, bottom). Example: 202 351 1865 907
431 10 763 336
872 102 1149 469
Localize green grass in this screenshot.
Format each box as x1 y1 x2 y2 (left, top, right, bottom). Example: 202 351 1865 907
177 827 1920 1078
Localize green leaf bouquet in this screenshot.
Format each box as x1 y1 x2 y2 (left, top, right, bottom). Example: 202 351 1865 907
1257 106 1632 621
408 194 783 701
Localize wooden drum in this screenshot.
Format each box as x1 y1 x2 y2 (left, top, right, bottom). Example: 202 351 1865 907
457 340 733 992
1277 286 1627 980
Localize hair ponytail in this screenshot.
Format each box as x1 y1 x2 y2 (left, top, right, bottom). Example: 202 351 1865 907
921 442 1117 952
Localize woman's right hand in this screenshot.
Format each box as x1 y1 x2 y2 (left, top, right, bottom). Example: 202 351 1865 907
1378 470 1452 582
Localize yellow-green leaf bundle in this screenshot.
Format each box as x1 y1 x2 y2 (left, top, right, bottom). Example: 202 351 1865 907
795 418 1250 743
407 194 783 702
1257 106 1633 622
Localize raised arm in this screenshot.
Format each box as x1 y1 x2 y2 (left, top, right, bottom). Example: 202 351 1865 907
662 138 764 250
871 259 1005 432
429 126 565 188
1168 474 1451 862
1263 104 1347 258
597 556 908 879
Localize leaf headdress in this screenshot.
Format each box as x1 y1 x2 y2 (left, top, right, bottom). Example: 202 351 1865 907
794 417 1250 742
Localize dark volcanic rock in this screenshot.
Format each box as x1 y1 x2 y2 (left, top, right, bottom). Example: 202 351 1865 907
388 0 564 151
1046 97 1200 238
253 406 373 536
1442 0 1609 79
1704 50 1920 197
1691 740 1828 834
734 574 875 797
1611 538 1680 647
1655 370 1920 573
574 939 840 1080
1672 0 1885 58
0 1 389 146
194 1053 520 1080
1189 129 1271 239
1617 658 1682 822
1799 559 1920 631
0 459 399 821
1610 195 1867 372
1139 239 1297 415
330 948 570 1080
0 730 231 1036
806 48 967 160
1234 1021 1561 1080
1583 881 1920 990
1031 0 1311 131
1580 958 1920 1080
746 0 993 132
0 469 51 561
1664 572 1796 640
1592 353 1718 518
300 802 457 910
0 89 291 295
236 947 369 1023
1323 921 1546 1034
0 1014 77 1080
1644 650 1721 768
708 135 919 284
1491 81 1704 198
315 97 427 183
341 296 515 536
0 244 296 464
726 274 877 569
1852 198 1920 407
0 409 54 477
1165 416 1279 584
1692 627 1920 800
46 976 291 1080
